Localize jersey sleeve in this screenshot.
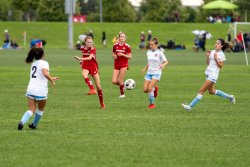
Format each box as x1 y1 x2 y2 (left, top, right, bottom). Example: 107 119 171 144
160 51 167 62
218 52 226 62
113 44 116 53
126 45 131 53
41 61 49 71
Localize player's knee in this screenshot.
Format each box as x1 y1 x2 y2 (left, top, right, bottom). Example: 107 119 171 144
209 90 215 94
112 80 118 85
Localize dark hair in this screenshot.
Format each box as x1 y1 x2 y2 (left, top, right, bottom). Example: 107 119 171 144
25 47 44 63
150 37 158 45
218 38 229 52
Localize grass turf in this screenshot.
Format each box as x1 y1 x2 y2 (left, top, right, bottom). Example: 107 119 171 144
0 48 250 167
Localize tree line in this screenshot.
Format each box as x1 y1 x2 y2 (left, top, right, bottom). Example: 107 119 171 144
0 0 249 22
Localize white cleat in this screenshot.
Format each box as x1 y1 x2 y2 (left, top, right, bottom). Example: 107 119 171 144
230 95 236 104
181 104 191 112
119 94 125 98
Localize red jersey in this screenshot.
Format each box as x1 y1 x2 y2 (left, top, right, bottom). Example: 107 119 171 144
113 42 131 68
80 46 98 69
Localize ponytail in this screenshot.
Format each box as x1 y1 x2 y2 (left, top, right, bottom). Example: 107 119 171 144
218 38 229 52
25 47 44 63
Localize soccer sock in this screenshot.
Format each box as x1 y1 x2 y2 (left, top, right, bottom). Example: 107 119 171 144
84 77 94 90
189 94 203 108
32 110 43 127
215 90 231 99
148 91 154 104
20 110 33 124
97 89 104 104
120 84 125 95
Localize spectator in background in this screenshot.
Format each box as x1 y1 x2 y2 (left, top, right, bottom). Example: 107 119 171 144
139 31 146 49
199 33 207 51
88 30 94 39
236 31 243 43
75 40 81 50
4 29 10 43
227 30 232 42
147 30 152 49
102 31 106 47
10 39 21 49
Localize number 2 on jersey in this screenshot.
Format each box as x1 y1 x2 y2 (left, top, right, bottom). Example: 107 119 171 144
32 66 37 78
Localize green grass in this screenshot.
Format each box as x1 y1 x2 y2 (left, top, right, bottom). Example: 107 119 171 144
0 22 231 49
0 48 250 167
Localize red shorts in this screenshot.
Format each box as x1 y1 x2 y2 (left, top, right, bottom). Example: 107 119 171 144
114 64 128 70
82 65 99 76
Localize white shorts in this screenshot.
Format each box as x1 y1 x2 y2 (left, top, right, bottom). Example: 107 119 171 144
26 93 47 100
145 73 162 81
206 75 217 83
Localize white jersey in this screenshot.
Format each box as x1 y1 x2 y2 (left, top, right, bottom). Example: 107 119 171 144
26 60 49 96
146 49 167 74
205 50 226 80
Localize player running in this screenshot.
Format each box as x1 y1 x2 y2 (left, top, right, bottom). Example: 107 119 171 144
182 38 236 112
142 37 168 109
18 47 59 130
112 32 132 98
74 36 105 109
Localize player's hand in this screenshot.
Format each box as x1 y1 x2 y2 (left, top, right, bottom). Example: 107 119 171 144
52 77 59 81
74 56 81 60
206 50 211 56
117 53 124 56
160 64 165 70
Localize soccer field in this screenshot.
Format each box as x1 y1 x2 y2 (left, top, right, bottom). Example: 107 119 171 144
0 48 250 167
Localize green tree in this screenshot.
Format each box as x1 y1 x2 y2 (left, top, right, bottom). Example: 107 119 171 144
139 0 188 22
12 0 41 21
37 0 67 21
234 0 250 22
102 0 136 22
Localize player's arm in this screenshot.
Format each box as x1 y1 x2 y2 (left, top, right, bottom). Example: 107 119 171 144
141 65 148 74
112 52 117 59
117 52 132 59
42 68 59 86
206 50 211 65
214 52 224 69
160 60 168 70
74 54 94 61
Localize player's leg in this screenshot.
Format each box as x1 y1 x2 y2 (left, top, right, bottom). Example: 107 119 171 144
29 100 47 129
182 80 212 111
18 97 36 130
112 69 120 85
82 69 96 94
117 67 127 98
213 85 235 104
93 73 105 109
147 78 159 109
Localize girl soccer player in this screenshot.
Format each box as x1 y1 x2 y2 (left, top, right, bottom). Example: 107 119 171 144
74 36 105 109
182 38 236 112
112 32 132 98
141 38 168 109
18 47 59 130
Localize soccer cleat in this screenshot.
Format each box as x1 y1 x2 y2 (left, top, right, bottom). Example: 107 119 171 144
119 94 125 98
148 104 155 109
87 89 97 95
18 121 24 130
181 104 191 112
28 123 37 129
230 95 236 104
101 103 106 109
154 86 158 98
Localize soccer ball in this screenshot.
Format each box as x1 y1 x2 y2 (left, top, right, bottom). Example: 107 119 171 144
125 79 136 90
